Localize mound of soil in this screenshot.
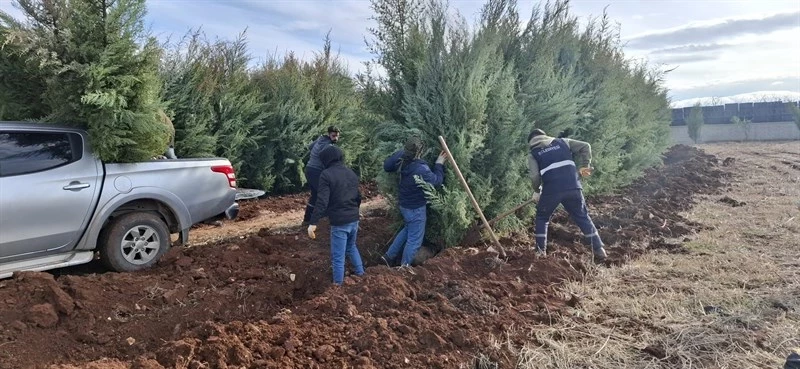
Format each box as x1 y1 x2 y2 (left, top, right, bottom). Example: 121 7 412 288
0 145 729 369
545 145 729 261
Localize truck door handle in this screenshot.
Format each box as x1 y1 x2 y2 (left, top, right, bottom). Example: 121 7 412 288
63 182 90 191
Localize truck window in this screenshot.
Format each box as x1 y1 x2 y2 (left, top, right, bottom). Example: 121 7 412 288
0 131 82 177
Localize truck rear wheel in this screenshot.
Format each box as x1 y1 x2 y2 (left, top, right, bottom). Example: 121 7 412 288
99 212 170 272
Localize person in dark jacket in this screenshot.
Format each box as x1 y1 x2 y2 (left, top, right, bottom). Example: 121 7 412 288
303 126 341 225
307 145 364 285
381 136 447 267
527 128 607 261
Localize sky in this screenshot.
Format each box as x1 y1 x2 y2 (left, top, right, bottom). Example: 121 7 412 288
1 0 799 107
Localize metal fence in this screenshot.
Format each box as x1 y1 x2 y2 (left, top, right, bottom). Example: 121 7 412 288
671 101 800 126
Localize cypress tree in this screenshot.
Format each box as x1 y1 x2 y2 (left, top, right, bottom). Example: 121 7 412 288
2 0 168 162
687 103 704 144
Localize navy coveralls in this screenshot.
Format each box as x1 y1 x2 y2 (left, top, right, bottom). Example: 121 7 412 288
530 138 604 253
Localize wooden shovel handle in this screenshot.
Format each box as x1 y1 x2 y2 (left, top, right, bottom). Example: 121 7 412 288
437 136 505 256
488 198 537 226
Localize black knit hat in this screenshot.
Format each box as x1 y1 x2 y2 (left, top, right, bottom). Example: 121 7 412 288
404 136 425 159
528 128 547 142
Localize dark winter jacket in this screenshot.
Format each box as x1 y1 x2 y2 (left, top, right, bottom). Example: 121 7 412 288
383 150 445 209
307 135 335 170
309 146 362 226
527 135 591 195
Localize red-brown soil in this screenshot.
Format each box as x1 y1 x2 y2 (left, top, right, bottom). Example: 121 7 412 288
0 145 729 369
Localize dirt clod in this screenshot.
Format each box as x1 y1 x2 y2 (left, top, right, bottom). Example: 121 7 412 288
27 303 59 328
719 196 746 207
10 320 27 331
131 358 165 369
643 344 667 359
313 344 336 362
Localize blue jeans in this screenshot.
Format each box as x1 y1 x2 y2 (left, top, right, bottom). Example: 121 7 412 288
330 221 365 285
535 189 603 252
384 206 427 266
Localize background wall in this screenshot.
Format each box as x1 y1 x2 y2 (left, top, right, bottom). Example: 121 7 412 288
669 101 800 144
670 121 800 144
671 101 800 125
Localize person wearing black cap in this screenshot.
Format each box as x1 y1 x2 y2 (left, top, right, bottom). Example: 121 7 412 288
306 145 365 285
303 126 341 226
380 136 448 267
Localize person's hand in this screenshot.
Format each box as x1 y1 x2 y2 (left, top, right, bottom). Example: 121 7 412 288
532 192 541 202
579 167 593 178
307 225 317 239
436 151 448 165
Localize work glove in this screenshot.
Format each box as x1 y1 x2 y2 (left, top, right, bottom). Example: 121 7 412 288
579 167 593 178
307 225 317 239
436 151 448 165
531 192 540 202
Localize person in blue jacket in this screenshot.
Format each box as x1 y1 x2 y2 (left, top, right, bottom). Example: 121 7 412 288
381 136 448 267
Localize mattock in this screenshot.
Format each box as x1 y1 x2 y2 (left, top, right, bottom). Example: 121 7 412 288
437 136 506 258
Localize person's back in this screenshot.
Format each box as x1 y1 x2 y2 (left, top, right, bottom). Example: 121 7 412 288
383 137 445 209
381 136 447 267
526 128 606 261
529 136 582 195
395 159 441 209
316 147 361 226
303 126 341 225
307 145 364 285
307 135 334 170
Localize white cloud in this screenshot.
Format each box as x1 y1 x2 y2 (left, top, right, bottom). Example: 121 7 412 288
2 0 800 101
626 10 800 50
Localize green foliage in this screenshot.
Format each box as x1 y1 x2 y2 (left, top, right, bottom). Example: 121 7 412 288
730 116 751 141
414 174 445 210
241 35 379 193
687 103 704 144
369 0 672 247
159 31 220 158
246 54 318 192
787 102 800 131
2 0 168 162
2 0 674 244
0 14 48 120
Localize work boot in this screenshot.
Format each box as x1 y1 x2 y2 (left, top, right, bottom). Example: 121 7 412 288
593 247 607 262
535 247 547 258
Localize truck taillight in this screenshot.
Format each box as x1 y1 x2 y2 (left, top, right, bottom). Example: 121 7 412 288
211 165 237 188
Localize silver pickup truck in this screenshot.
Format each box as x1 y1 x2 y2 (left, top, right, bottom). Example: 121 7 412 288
0 122 239 278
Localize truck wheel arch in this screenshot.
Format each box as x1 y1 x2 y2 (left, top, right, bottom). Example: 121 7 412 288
102 199 181 234
76 190 192 252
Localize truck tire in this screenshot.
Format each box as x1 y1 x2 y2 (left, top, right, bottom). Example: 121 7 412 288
99 212 170 272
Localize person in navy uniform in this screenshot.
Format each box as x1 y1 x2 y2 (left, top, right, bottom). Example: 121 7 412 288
526 128 607 261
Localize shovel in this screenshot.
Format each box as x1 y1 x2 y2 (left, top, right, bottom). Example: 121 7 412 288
462 197 537 246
